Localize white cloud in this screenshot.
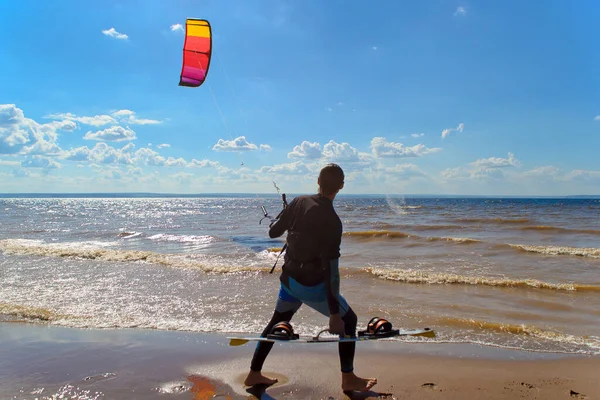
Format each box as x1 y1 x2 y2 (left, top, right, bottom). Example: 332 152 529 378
0 159 20 167
385 163 427 178
441 122 464 139
46 109 161 127
62 146 91 162
260 144 272 152
288 141 322 159
595 115 600 121
23 139 62 156
471 152 520 168
21 155 61 169
84 126 137 142
61 143 135 165
411 133 425 138
164 157 187 167
322 140 362 162
1 104 69 156
567 169 600 182
260 161 311 175
523 166 561 177
90 143 134 164
46 113 117 127
102 27 128 40
157 144 171 149
170 24 184 32
212 136 258 152
188 159 220 168
442 152 521 183
370 137 441 158
454 6 467 17
440 167 468 180
111 109 161 125
134 147 165 166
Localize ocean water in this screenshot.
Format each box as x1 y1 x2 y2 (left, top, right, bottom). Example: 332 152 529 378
1 194 599 356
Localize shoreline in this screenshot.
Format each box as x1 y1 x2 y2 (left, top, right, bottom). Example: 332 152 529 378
1 323 598 399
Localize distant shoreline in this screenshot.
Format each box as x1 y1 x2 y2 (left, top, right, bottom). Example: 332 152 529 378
0 193 599 199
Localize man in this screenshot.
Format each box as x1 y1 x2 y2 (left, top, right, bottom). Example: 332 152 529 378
244 163 377 392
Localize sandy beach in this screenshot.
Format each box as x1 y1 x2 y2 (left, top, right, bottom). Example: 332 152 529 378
1 322 598 400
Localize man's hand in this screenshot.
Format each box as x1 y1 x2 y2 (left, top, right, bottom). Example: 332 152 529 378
329 313 345 336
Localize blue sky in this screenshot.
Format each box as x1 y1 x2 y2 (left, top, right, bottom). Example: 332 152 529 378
1 0 599 195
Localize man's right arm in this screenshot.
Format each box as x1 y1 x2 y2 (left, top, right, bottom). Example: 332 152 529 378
268 197 297 238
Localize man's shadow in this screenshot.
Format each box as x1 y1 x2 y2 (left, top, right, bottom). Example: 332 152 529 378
245 383 277 400
246 384 393 400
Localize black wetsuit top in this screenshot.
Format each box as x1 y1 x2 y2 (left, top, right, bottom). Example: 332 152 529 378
268 193 343 314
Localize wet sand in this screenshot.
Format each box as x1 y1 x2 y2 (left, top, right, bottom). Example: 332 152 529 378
1 322 598 399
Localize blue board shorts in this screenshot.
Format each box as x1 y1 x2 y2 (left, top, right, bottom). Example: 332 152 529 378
275 276 351 317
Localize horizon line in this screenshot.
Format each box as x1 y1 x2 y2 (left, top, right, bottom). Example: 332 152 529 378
0 192 599 199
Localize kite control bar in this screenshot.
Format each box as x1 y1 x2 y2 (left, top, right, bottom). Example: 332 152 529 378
257 183 289 274
259 182 288 227
259 193 288 226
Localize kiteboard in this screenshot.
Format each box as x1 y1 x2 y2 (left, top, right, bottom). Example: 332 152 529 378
227 327 435 347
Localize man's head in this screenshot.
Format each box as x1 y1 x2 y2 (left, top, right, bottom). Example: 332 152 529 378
318 163 344 198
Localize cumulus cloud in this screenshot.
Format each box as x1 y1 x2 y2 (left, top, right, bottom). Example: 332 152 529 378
62 146 91 162
566 169 600 181
112 109 161 125
212 136 258 152
134 147 165 166
21 155 61 169
370 137 441 158
46 109 161 127
164 157 187 167
385 163 427 178
260 161 311 175
288 141 322 159
470 152 520 168
1 104 69 156
522 166 561 177
157 144 171 149
260 144 272 152
442 152 521 182
411 133 425 138
84 126 137 142
46 113 117 127
0 159 20 167
322 140 363 162
102 27 128 40
61 143 135 165
170 23 184 32
441 122 464 139
90 143 135 164
189 159 220 168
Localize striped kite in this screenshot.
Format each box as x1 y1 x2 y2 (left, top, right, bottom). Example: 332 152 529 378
179 19 212 87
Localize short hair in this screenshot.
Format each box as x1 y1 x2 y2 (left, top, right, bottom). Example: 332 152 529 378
318 163 344 195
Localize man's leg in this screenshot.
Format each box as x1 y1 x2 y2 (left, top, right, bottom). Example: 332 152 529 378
339 306 357 373
302 291 377 392
245 285 302 386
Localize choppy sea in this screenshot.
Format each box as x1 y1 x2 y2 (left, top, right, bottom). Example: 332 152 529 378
1 194 599 355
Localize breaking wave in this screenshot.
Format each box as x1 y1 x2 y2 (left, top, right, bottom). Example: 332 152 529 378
508 244 600 258
363 267 600 292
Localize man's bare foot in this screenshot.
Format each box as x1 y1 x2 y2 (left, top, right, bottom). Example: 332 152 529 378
243 370 278 387
341 372 377 392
